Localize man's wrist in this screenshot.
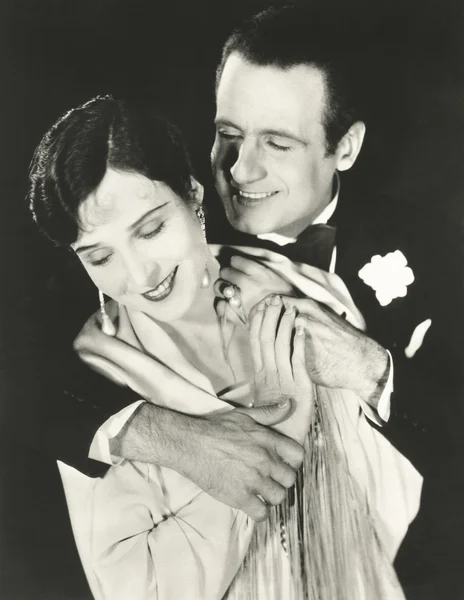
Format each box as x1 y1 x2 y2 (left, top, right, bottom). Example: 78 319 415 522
355 340 389 409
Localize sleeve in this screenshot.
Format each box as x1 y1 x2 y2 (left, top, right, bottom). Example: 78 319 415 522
359 350 393 426
376 344 462 475
88 400 144 464
89 461 253 600
371 295 463 476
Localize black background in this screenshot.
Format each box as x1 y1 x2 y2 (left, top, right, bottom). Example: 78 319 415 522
0 1 463 597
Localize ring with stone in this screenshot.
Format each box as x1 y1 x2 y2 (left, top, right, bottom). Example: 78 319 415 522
229 295 242 308
223 284 236 299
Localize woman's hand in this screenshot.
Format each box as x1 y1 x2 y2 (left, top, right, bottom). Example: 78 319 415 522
249 295 314 444
214 255 295 325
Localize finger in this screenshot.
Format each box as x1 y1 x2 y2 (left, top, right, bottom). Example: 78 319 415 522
248 301 266 373
259 296 283 377
295 313 313 332
275 304 295 391
292 326 313 390
253 478 287 507
230 255 263 276
269 460 297 489
280 296 320 315
235 398 292 425
274 436 305 470
233 245 288 263
215 299 243 325
219 267 246 289
240 494 270 522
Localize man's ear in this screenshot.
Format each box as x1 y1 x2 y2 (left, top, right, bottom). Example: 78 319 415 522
335 121 366 172
189 177 204 207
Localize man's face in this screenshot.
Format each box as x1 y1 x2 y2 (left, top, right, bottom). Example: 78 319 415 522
211 54 340 238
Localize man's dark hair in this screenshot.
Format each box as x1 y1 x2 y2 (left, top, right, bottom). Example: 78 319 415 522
28 95 195 246
216 4 361 155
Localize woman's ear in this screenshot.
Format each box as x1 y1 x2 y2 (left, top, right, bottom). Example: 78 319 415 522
190 177 204 207
335 121 366 172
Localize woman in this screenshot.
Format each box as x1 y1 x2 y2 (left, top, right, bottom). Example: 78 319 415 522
28 96 420 599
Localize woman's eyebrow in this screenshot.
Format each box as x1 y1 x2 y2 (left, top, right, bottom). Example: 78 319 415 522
128 203 169 232
74 242 100 255
75 202 169 254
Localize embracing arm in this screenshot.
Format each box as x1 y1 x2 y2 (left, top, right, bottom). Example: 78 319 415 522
285 296 462 475
111 400 303 521
0 252 303 503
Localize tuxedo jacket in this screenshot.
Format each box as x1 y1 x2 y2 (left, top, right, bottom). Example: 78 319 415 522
211 183 464 477
210 179 464 591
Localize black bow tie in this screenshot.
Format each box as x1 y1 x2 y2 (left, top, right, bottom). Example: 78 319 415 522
278 224 337 271
228 223 337 272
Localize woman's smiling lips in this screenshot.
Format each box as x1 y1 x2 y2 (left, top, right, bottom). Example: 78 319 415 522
142 267 178 302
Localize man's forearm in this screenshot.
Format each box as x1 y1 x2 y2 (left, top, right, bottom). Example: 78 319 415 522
110 403 189 469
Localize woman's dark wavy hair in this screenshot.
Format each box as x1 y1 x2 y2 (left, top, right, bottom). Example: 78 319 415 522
28 95 195 246
216 4 362 156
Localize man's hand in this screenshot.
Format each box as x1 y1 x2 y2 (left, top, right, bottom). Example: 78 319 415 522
215 255 294 322
111 401 304 522
279 296 389 407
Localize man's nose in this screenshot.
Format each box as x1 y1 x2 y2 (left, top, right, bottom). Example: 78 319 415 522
230 140 267 185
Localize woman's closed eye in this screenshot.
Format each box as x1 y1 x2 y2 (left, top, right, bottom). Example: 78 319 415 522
87 252 113 268
137 221 166 240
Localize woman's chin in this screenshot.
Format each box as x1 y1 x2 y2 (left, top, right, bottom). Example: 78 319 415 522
138 288 198 323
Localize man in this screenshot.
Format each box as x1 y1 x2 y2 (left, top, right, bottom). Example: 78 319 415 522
2 6 460 600
209 5 464 598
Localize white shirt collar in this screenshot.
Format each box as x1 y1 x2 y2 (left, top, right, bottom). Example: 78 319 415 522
258 173 340 247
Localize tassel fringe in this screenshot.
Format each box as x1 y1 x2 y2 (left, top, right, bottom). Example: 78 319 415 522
225 388 399 600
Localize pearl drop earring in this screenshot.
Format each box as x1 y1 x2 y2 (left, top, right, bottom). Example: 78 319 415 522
98 290 117 336
196 206 210 289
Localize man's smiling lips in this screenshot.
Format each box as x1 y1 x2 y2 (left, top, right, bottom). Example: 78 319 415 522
142 267 178 302
231 188 279 206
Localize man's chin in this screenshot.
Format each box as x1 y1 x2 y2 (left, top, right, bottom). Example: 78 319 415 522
226 214 273 236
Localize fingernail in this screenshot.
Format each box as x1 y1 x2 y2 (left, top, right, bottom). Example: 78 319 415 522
278 397 291 408
264 296 273 305
257 301 265 311
284 304 294 315
271 295 281 305
295 326 305 336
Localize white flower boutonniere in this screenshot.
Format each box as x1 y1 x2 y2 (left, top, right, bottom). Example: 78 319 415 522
358 250 414 306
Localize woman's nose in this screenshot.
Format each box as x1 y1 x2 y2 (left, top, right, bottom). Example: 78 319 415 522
230 141 267 185
123 252 159 290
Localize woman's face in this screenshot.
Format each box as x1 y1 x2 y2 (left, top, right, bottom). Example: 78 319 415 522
72 168 206 322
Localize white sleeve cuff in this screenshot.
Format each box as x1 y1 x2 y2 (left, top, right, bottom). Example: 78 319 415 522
88 400 145 465
360 350 393 426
